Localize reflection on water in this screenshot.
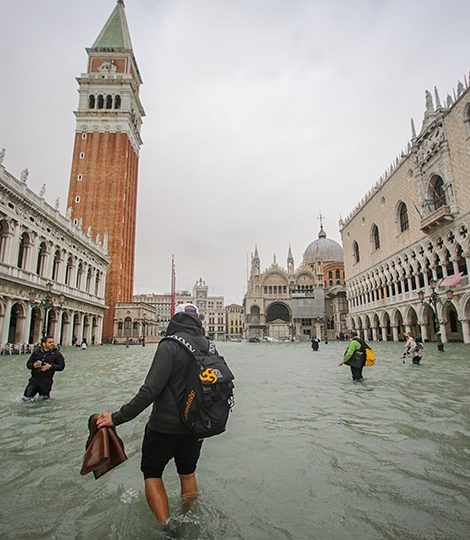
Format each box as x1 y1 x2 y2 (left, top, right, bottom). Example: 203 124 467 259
1 341 470 539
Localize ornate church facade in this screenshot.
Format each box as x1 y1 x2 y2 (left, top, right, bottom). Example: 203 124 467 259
340 76 470 344
244 225 347 341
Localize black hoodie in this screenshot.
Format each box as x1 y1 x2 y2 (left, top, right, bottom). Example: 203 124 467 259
111 312 208 434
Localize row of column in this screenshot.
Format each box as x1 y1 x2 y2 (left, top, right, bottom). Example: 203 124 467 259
0 298 104 346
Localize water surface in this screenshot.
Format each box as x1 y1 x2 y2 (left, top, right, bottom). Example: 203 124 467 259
1 341 469 539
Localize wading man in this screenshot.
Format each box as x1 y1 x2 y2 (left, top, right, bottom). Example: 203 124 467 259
23 336 65 399
96 304 208 525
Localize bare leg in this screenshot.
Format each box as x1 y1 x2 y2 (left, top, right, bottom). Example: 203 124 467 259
179 473 199 513
144 478 170 524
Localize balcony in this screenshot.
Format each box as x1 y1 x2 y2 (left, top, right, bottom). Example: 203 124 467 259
420 205 453 232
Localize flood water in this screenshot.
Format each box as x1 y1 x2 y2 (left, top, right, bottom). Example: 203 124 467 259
1 341 470 539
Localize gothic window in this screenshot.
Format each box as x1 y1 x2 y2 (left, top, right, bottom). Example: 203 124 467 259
328 271 333 279
106 95 113 109
115 95 121 109
88 95 95 109
335 269 341 279
371 224 380 250
456 244 468 275
97 95 104 109
398 202 409 232
36 242 47 276
52 250 61 281
352 241 360 264
429 175 446 211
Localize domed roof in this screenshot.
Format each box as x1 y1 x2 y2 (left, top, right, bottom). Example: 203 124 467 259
303 226 343 263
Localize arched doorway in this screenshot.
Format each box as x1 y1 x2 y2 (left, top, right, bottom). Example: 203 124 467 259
266 302 290 339
29 307 42 344
60 312 69 346
443 302 462 342
383 311 392 341
8 303 24 343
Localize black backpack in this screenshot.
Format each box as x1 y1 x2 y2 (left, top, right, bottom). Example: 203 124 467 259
163 335 235 438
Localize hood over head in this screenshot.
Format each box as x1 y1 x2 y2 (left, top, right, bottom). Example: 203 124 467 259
166 312 204 338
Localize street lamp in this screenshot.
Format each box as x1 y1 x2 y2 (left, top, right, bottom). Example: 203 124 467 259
29 282 65 338
418 279 453 352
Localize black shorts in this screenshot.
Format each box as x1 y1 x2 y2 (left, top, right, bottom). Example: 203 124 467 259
141 428 203 479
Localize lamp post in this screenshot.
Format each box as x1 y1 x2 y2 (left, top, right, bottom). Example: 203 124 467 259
418 279 453 352
30 282 65 338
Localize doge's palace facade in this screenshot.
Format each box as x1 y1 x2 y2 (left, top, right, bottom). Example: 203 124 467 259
0 156 108 348
340 77 470 344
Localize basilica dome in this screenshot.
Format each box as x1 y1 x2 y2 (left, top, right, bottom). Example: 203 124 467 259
303 226 343 263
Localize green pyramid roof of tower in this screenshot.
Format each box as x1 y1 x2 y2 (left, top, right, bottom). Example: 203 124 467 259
92 1 133 50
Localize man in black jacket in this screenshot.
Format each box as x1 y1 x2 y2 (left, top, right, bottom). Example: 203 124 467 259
97 303 208 525
23 335 65 399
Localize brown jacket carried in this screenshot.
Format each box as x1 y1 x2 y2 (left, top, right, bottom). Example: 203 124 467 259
80 414 127 479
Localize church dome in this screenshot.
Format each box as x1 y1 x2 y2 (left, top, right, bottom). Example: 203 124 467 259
303 226 343 262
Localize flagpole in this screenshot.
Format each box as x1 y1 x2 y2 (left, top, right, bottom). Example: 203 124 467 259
170 255 176 318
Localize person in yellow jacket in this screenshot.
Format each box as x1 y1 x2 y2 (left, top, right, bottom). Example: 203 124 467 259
339 330 367 381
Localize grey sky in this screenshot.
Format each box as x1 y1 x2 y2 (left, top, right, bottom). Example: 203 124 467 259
1 0 469 304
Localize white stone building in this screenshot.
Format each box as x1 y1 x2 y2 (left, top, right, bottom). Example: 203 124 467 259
0 157 108 348
340 78 470 344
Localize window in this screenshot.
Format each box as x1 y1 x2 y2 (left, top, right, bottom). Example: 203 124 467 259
77 174 83 181
76 263 83 289
36 242 47 276
65 256 73 285
81 133 87 140
97 95 104 109
115 95 121 109
75 196 80 203
52 250 61 281
465 103 470 136
79 152 85 159
88 95 95 109
430 175 446 211
352 241 360 264
398 202 409 232
106 95 113 109
371 224 380 250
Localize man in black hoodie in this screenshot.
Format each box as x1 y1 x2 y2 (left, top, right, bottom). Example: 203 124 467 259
23 335 65 399
96 303 208 525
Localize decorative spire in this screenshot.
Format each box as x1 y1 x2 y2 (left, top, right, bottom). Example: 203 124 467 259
434 86 442 109
425 90 434 113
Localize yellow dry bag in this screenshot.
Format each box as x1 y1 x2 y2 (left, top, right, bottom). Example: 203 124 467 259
365 347 376 367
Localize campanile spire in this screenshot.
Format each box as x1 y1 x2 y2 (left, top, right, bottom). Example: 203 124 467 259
67 0 145 340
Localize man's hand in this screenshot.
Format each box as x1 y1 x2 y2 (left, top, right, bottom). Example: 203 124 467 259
33 360 42 369
96 412 114 428
40 363 52 371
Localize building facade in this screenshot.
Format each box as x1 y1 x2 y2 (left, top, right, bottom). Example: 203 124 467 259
67 0 144 341
113 302 158 344
340 79 470 344
244 227 347 341
134 279 225 340
226 304 244 340
0 158 108 348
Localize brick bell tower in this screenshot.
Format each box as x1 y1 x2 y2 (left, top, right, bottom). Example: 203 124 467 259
67 0 144 341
